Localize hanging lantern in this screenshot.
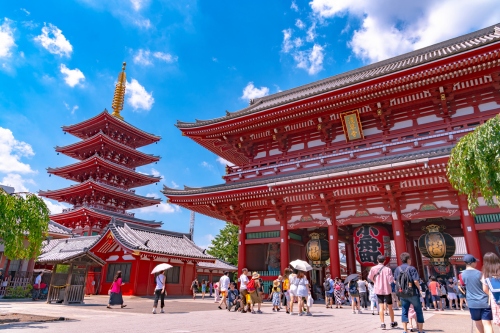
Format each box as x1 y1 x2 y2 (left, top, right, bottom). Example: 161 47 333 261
353 225 391 267
306 233 329 267
418 224 456 266
433 264 451 275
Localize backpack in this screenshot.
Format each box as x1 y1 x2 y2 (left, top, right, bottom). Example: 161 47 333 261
348 281 359 295
247 279 256 293
324 280 331 292
395 266 414 299
486 277 500 305
440 284 447 296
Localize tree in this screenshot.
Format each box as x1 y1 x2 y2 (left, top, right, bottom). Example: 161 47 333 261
206 222 238 266
447 114 500 214
0 189 50 259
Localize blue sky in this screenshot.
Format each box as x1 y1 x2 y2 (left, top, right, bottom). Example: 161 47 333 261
0 0 498 248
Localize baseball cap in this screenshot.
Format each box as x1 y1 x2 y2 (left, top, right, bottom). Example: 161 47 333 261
463 254 478 264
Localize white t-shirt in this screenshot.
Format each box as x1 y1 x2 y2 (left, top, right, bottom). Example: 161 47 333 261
155 274 165 290
297 277 309 297
35 275 42 285
219 275 230 291
239 274 249 290
357 280 367 293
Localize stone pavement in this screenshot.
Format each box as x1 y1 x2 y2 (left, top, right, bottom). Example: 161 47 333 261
0 296 497 332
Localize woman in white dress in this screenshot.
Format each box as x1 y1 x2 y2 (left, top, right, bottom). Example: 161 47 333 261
288 270 298 315
296 271 312 316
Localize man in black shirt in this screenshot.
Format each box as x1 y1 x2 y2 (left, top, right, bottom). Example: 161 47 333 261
394 252 425 333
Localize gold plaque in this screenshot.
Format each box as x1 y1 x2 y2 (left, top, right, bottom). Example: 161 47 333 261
340 109 364 142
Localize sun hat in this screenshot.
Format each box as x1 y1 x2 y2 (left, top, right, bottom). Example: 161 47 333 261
273 280 280 288
252 272 260 280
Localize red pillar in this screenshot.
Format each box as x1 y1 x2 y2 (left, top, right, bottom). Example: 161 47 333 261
392 203 407 265
458 195 482 269
406 237 417 268
415 243 425 279
280 219 289 274
238 222 246 275
328 222 341 279
346 239 356 274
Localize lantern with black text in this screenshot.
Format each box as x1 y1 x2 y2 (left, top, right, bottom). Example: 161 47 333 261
306 233 329 267
353 225 391 266
418 224 456 266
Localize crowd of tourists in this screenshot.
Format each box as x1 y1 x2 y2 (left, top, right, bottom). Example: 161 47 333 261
104 252 500 333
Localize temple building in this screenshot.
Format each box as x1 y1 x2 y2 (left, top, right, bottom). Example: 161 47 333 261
164 24 500 284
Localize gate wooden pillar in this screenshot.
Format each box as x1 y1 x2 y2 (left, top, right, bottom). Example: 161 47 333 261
328 219 341 278
46 263 58 304
391 201 407 265
280 218 289 274
345 238 356 274
458 195 482 269
62 264 73 305
238 221 246 275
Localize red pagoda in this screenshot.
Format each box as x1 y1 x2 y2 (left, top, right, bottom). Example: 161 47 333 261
164 24 500 285
40 63 163 235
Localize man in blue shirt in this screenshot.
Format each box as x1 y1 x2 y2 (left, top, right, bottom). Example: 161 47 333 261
461 254 493 333
394 252 425 333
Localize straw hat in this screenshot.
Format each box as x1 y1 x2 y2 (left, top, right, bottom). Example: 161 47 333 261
252 272 260 280
273 280 280 288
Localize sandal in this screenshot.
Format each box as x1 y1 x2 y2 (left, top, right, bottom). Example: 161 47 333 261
121 305 127 308
107 306 111 309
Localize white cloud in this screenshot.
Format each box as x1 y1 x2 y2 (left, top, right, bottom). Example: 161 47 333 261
20 8 30 16
216 157 235 167
282 28 293 53
241 82 269 101
60 64 85 87
0 18 16 58
41 198 69 214
64 102 79 114
133 19 151 29
133 49 178 66
198 233 215 250
34 23 73 57
290 1 299 12
293 44 324 75
294 37 303 48
1 174 35 193
130 0 148 11
201 161 214 170
135 193 180 214
309 0 500 63
0 127 35 174
150 168 163 179
22 21 38 29
212 57 218 62
306 22 317 42
126 79 154 111
171 181 179 189
295 19 305 29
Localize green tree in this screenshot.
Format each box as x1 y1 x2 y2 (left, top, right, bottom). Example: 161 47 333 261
447 115 500 214
0 189 50 259
207 222 238 266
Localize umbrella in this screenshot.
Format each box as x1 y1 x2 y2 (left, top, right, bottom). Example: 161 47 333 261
289 259 313 272
344 273 360 284
151 263 173 274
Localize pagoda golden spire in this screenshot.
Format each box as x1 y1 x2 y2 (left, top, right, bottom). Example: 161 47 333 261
111 62 127 120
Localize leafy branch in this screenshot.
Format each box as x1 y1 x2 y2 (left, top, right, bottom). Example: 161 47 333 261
206 223 238 266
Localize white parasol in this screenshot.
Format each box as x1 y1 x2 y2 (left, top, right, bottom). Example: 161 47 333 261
289 259 313 272
151 263 173 274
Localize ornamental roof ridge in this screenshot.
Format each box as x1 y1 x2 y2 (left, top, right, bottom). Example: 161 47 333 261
162 145 453 196
62 109 161 141
48 220 74 235
112 219 189 238
176 23 500 129
90 207 162 225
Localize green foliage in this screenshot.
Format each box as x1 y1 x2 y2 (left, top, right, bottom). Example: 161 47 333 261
55 264 70 274
4 284 33 299
206 222 239 266
0 189 50 259
447 115 500 214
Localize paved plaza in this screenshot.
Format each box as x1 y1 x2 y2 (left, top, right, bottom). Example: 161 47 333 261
0 296 496 332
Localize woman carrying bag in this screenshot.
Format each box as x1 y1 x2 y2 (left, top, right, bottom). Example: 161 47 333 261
152 270 166 314
107 271 127 309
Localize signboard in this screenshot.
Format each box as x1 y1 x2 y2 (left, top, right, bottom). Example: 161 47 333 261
340 109 364 142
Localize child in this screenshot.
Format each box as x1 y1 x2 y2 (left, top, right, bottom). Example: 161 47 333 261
227 282 240 312
408 304 418 332
368 281 379 315
271 280 281 312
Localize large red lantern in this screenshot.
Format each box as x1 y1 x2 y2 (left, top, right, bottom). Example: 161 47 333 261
418 224 456 266
353 225 391 267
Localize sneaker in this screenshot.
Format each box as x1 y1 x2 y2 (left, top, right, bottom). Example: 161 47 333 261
152 309 156 314
257 310 263 314
410 328 418 332
358 310 362 314
299 312 304 316
353 310 356 314
381 323 386 329
251 311 256 314
286 310 290 314
306 312 312 316
160 309 165 314
390 322 398 328
218 306 222 310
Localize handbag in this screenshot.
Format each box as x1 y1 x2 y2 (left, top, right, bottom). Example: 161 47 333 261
307 294 314 307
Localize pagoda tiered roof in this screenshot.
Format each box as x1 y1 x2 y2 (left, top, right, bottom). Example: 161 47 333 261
40 179 161 211
49 206 162 227
47 154 161 188
55 132 160 168
62 110 161 148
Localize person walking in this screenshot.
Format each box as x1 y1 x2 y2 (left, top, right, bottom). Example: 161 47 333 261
239 268 249 313
457 279 467 310
428 276 442 311
461 254 493 333
358 277 369 310
190 278 199 300
271 280 281 312
482 252 500 328
218 271 230 310
32 271 43 301
282 268 291 313
348 278 361 314
324 274 334 308
419 278 429 310
446 277 458 310
249 272 263 314
107 271 126 309
296 271 311 316
201 279 207 300
152 270 166 314
368 281 379 315
209 281 213 297
333 277 344 308
214 281 220 302
368 255 398 330
289 270 299 315
394 252 425 333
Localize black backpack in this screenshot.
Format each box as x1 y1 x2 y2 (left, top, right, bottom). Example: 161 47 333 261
324 279 331 292
348 281 359 295
395 266 414 298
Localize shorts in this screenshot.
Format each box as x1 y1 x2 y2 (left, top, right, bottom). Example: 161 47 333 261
326 292 333 298
377 294 393 305
431 295 440 302
250 291 262 304
447 292 457 300
458 294 465 299
220 291 227 297
289 288 298 297
469 308 493 321
240 289 249 305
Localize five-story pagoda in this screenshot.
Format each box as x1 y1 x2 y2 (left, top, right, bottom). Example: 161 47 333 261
40 63 163 235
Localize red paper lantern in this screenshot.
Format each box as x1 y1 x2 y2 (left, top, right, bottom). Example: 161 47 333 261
353 225 391 267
